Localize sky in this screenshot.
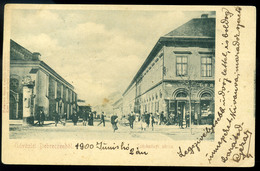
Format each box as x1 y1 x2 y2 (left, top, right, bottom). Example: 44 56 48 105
10 8 215 106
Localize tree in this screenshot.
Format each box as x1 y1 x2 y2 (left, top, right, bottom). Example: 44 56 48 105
179 65 199 135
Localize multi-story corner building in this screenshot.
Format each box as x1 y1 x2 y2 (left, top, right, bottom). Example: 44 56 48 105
122 14 215 125
10 39 77 120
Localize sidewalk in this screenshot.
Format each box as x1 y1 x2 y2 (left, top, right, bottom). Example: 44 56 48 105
9 119 103 127
9 119 55 126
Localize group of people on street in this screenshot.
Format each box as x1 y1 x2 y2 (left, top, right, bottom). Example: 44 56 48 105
123 111 157 131
81 110 94 126
35 109 120 133
35 109 95 127
140 111 156 131
35 106 213 133
123 109 203 130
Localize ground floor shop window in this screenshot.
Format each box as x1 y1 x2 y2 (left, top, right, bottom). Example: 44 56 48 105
200 100 214 125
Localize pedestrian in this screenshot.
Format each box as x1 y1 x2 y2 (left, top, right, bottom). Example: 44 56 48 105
178 110 184 129
169 112 174 125
111 113 118 132
54 111 60 127
140 114 146 131
82 110 88 126
156 110 159 125
159 111 164 125
98 112 105 127
194 112 198 125
37 109 45 126
128 112 135 129
40 110 45 125
146 113 150 128
88 112 94 126
207 107 214 125
72 110 78 126
185 112 190 128
61 113 66 126
151 113 155 131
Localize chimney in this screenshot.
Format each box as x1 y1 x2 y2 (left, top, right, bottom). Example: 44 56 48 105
32 52 41 60
201 14 208 18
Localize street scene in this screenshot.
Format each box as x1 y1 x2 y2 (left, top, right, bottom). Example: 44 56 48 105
9 9 215 141
9 117 214 141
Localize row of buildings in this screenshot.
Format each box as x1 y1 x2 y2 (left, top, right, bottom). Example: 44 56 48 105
10 40 78 121
119 14 215 125
10 14 215 126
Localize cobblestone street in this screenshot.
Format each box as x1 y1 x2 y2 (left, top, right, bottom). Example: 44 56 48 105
9 120 214 141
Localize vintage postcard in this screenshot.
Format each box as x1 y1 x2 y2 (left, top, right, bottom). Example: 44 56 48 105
2 5 256 166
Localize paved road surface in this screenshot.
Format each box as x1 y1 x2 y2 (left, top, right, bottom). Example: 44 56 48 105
9 120 214 141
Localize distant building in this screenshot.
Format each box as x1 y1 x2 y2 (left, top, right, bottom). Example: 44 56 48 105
122 14 215 125
77 99 91 118
10 39 78 120
112 98 123 116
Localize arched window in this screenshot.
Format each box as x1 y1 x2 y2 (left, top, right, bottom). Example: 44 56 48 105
176 92 187 98
201 93 211 98
10 78 19 92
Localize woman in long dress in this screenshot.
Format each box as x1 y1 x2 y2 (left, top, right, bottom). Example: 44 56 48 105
111 114 118 132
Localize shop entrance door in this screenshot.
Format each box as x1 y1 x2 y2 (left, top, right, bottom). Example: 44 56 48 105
177 101 186 127
10 95 17 119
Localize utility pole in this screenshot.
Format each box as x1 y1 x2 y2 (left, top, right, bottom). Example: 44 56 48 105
188 80 192 134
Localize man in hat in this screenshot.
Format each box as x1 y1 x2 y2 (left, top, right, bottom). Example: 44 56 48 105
98 112 106 127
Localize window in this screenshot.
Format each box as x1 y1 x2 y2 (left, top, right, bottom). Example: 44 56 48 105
45 75 49 96
176 56 188 76
155 102 159 112
66 88 69 101
61 84 63 98
70 90 72 102
201 93 211 98
176 92 187 98
201 56 212 77
54 81 57 99
10 78 19 92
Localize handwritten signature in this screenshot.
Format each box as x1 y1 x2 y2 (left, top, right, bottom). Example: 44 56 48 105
221 123 253 163
176 6 253 164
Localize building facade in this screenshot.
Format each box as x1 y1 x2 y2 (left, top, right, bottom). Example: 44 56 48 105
10 39 77 120
112 98 123 117
77 99 91 118
122 14 215 125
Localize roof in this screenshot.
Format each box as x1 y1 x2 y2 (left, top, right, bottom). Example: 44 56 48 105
164 18 215 38
123 17 215 96
10 39 75 90
39 61 75 90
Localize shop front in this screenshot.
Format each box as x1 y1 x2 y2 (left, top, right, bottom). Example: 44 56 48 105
167 91 190 126
200 92 214 125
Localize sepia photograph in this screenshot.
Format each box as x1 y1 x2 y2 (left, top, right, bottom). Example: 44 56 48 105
2 5 255 166
8 9 216 140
